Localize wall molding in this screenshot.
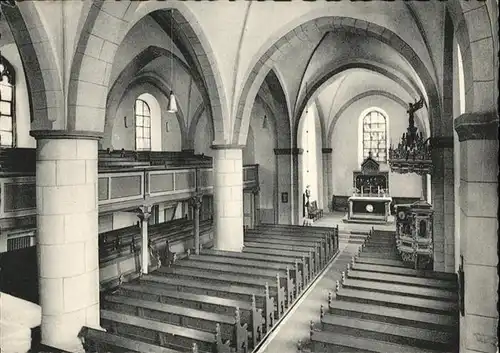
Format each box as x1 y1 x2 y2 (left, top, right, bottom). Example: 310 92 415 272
454 111 499 142
30 130 103 140
210 144 245 150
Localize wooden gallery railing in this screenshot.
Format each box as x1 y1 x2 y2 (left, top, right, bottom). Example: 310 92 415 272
0 148 260 290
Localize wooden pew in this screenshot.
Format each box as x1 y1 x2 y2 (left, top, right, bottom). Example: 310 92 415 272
244 234 327 268
154 267 287 319
245 228 330 261
254 225 334 252
100 309 231 353
241 245 316 279
99 219 213 265
79 326 189 353
200 249 309 290
243 241 321 274
118 283 265 348
141 274 276 332
177 257 297 305
256 224 338 254
103 295 248 353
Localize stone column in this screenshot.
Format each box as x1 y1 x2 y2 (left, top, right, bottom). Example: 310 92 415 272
455 112 499 353
211 145 244 252
32 132 101 352
137 206 151 274
274 149 293 224
189 193 203 254
291 148 303 225
322 148 333 212
431 136 454 273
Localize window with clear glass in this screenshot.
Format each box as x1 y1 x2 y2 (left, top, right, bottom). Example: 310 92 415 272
362 110 387 163
0 57 15 148
135 99 151 151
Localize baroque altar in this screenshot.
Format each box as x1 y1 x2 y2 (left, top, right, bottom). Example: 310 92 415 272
344 153 392 224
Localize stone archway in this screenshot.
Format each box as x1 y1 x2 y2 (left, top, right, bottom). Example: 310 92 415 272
103 72 189 149
1 2 62 130
68 3 227 142
233 16 442 148
446 1 497 113
104 73 189 150
291 61 427 150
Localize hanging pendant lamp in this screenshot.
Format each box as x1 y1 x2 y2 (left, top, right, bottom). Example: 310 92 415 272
168 91 178 113
167 9 178 114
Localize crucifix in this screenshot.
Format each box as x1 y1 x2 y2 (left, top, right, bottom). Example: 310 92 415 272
406 97 425 146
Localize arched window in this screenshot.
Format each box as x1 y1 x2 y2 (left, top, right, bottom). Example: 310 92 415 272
135 98 151 151
362 109 387 163
0 57 15 148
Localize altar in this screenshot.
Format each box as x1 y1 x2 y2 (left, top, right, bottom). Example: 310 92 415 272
344 152 393 224
347 195 392 223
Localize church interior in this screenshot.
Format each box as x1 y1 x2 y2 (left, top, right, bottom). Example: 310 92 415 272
0 1 498 352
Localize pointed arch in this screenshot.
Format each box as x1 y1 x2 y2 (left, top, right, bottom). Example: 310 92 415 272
2 2 62 130
233 17 441 149
68 3 227 141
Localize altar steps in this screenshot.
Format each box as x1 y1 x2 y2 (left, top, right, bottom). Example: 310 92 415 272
301 229 459 353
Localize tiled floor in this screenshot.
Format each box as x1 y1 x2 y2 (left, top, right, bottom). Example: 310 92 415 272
258 213 368 353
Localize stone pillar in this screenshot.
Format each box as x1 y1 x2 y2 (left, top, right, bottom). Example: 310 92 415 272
431 136 454 273
322 148 333 212
291 148 303 225
274 149 293 224
137 206 151 274
211 145 244 252
32 132 101 352
189 193 203 254
455 112 499 353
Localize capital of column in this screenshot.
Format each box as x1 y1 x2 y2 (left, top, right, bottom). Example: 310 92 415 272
30 129 103 141
454 111 498 142
137 205 152 221
189 193 204 209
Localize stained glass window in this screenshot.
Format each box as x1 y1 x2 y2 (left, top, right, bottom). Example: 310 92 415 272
0 57 15 148
135 99 151 151
362 110 387 163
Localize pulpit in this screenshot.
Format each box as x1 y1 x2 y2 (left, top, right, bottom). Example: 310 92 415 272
395 199 434 269
344 153 392 224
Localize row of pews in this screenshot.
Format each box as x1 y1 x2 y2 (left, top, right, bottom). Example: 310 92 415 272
80 223 340 353
301 229 459 353
99 218 213 291
99 218 212 265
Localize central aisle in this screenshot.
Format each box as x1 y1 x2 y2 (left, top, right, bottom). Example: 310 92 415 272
258 214 366 353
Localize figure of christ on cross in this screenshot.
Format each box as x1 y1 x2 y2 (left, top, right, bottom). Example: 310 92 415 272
407 97 425 128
